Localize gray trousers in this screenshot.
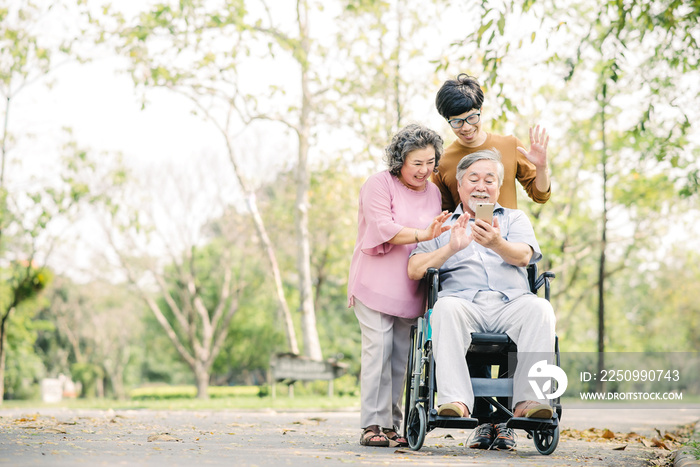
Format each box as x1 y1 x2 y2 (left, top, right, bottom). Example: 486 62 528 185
431 292 556 413
354 298 415 430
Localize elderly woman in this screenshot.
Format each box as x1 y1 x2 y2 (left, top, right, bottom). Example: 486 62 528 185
348 123 451 447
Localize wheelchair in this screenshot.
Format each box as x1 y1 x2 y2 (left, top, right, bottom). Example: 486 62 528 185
402 264 562 455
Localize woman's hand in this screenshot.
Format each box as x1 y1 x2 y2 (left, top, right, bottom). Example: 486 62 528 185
419 211 451 242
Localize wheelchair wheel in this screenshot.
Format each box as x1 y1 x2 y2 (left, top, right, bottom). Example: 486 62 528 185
406 404 427 451
532 426 559 455
402 326 417 439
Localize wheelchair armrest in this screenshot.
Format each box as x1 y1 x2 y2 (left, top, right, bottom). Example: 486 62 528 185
535 272 555 301
426 267 440 308
527 264 555 301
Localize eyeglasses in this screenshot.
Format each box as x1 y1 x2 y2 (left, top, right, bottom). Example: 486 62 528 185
447 112 481 129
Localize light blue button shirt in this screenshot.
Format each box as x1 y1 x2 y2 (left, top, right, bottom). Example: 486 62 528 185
410 203 542 302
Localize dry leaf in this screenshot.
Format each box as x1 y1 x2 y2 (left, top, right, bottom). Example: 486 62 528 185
650 437 671 450
602 429 616 439
612 444 627 451
393 449 431 455
664 432 680 442
15 416 38 423
147 433 181 442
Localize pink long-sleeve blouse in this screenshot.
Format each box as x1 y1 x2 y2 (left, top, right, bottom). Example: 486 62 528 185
347 170 442 319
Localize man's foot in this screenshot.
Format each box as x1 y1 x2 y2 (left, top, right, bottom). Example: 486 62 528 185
382 428 408 447
359 425 389 446
492 423 517 450
437 401 468 417
513 400 553 419
468 423 494 449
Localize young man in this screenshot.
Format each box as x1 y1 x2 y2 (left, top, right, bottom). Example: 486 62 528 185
433 73 552 211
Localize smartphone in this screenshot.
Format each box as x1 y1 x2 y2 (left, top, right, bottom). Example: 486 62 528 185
474 202 494 224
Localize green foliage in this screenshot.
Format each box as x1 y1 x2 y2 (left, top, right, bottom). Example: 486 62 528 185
2 0 699 402
253 166 363 373
129 378 359 401
130 384 259 400
685 439 700 460
3 305 48 400
211 265 282 385
453 0 699 196
138 311 192 385
70 362 104 398
5 262 52 307
34 276 147 400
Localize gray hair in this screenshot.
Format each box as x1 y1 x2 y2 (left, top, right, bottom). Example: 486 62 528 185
385 123 443 176
456 149 505 187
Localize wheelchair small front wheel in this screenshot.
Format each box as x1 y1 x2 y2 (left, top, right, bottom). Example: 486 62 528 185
533 425 559 455
406 404 427 451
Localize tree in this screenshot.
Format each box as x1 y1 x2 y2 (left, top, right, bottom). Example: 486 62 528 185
98 159 252 399
0 0 99 401
246 0 323 360
441 0 700 364
102 0 302 357
40 276 146 399
333 0 451 164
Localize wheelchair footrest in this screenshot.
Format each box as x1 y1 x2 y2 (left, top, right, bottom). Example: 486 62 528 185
430 415 480 430
506 416 558 431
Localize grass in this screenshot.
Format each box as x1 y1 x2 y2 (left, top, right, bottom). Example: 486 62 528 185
686 440 700 460
0 384 361 412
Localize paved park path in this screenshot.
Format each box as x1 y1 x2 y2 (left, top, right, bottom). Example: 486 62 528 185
0 404 698 466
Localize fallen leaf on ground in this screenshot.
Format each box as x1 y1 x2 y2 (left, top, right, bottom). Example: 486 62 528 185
43 427 67 434
650 437 671 450
147 433 181 442
394 449 432 455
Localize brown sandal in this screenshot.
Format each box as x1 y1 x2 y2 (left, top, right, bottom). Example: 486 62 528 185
360 425 389 447
382 427 408 447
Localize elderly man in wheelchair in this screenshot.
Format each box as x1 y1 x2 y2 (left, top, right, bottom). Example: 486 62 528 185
407 148 556 451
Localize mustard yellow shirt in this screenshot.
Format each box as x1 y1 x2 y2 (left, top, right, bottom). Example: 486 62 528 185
431 133 551 211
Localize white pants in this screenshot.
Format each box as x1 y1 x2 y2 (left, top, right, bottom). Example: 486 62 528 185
431 292 556 413
354 298 415 430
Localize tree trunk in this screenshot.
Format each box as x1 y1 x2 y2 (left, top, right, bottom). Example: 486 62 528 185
109 369 126 400
194 362 209 399
0 307 12 403
0 322 6 403
296 0 323 361
596 81 608 393
219 130 300 356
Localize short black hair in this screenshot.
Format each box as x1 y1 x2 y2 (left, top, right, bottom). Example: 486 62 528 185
435 73 484 119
